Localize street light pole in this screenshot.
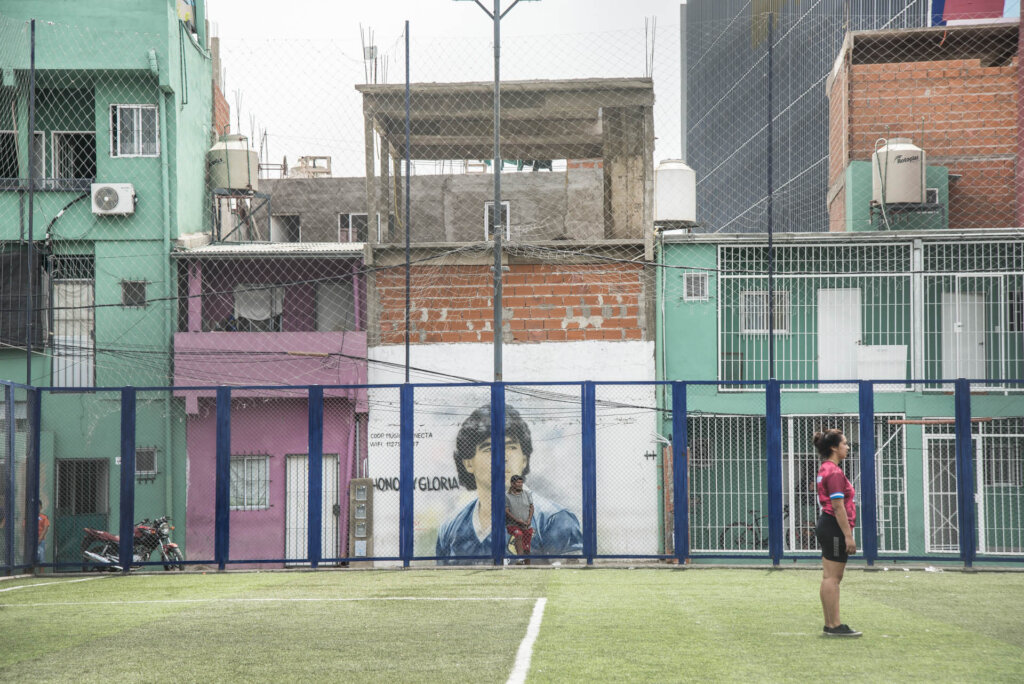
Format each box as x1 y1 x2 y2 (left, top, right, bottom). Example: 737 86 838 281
491 0 503 383
459 0 535 382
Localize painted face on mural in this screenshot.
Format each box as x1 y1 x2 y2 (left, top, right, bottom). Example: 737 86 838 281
463 437 528 492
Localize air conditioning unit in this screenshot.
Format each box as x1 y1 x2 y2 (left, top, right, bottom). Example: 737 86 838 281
91 183 135 215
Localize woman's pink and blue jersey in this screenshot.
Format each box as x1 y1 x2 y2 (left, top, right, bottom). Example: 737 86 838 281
816 460 856 525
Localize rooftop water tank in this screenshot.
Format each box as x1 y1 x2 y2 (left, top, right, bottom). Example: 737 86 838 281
872 138 925 205
654 159 696 225
207 134 259 191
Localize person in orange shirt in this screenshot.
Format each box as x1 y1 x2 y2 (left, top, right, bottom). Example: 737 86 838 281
37 511 50 564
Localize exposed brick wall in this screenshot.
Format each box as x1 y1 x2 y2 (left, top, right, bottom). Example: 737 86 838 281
375 262 644 345
830 55 1018 229
213 83 231 137
567 159 604 169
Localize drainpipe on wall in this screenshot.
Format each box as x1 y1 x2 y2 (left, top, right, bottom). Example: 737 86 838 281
656 229 667 554
154 50 175 520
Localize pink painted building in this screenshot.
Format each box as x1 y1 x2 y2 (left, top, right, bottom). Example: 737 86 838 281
172 242 367 567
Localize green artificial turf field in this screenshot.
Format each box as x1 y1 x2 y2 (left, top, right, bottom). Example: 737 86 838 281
2 567 1022 682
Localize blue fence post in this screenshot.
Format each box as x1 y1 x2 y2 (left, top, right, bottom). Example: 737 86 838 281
399 384 415 567
489 384 507 566
857 381 878 566
25 388 41 571
118 388 136 573
4 385 15 572
214 387 231 571
671 381 689 564
954 379 976 568
581 382 597 565
4 385 15 573
307 386 324 569
765 379 783 565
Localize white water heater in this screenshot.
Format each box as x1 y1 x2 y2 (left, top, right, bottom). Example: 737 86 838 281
655 159 697 225
872 138 925 205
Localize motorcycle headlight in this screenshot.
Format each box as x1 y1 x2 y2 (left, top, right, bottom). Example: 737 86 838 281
159 522 170 534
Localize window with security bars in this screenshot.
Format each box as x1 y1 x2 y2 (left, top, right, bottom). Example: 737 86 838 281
50 255 95 388
52 132 96 185
230 455 269 510
110 104 159 157
984 443 1022 487
684 272 708 301
739 291 789 334
135 447 158 478
1009 291 1024 333
121 281 147 307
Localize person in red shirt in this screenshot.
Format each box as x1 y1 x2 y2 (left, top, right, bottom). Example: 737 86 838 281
38 511 50 565
813 429 862 638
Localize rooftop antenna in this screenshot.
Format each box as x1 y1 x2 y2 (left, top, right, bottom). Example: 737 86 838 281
360 24 379 84
233 90 243 138
645 16 656 78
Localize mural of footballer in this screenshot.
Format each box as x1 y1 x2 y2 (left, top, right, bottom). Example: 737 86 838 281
435 403 583 564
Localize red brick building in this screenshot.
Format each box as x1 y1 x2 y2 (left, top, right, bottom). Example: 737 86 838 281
826 22 1020 231
371 245 648 347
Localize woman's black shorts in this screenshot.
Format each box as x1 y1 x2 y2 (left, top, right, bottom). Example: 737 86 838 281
815 513 849 563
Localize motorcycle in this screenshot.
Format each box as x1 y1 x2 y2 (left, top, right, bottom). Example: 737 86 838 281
81 516 184 571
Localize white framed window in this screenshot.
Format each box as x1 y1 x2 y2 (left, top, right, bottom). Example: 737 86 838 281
110 104 159 157
684 272 709 301
339 213 369 242
52 131 96 182
739 290 790 334
230 455 270 510
0 130 44 181
135 447 158 477
338 213 393 242
484 201 511 240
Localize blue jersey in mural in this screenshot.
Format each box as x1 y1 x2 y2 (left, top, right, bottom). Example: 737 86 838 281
435 493 582 564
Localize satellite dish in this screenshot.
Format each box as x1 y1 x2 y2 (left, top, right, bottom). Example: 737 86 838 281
94 186 120 211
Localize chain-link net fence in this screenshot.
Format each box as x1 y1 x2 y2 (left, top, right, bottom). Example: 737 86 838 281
0 380 1020 571
0 5 1023 574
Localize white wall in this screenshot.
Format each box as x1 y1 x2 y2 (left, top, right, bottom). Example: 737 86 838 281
366 340 660 562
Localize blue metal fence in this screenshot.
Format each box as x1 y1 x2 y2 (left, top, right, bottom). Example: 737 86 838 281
1 378 1021 573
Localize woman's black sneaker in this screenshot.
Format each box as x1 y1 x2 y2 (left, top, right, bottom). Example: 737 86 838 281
823 624 862 637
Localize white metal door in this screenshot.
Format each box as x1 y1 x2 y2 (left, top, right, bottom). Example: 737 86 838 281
285 453 340 565
942 291 985 380
817 288 861 392
52 279 94 387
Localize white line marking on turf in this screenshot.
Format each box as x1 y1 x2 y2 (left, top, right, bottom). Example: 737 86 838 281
508 597 547 684
0 577 100 593
0 596 536 608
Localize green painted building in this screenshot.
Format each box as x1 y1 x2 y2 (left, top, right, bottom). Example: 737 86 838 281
0 0 213 568
656 228 1024 561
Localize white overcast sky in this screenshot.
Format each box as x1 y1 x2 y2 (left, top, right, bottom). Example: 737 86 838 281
207 1 683 41
205 1 684 175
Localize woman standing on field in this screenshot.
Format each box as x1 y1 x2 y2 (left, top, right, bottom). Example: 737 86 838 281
814 429 862 638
